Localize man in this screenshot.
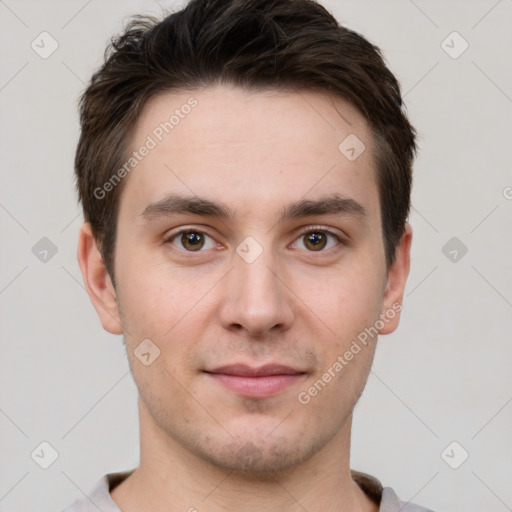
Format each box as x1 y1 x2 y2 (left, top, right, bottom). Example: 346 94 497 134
63 0 433 510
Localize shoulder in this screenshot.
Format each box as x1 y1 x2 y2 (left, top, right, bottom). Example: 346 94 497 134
381 487 436 512
59 471 133 512
59 474 111 512
351 471 436 512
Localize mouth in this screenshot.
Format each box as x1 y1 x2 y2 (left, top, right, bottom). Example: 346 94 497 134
203 363 307 398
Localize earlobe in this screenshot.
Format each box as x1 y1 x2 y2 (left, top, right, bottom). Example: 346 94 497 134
77 222 123 335
378 223 412 335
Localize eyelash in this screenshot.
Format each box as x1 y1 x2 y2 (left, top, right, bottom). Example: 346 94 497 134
164 225 344 254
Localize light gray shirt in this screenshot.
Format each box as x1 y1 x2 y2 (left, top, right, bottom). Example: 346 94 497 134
60 469 435 512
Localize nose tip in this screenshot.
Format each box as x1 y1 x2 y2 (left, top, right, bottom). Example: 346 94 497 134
219 251 294 338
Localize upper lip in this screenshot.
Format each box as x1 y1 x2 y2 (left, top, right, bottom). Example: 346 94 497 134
205 364 305 377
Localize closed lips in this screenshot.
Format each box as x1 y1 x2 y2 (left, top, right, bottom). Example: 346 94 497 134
204 364 306 377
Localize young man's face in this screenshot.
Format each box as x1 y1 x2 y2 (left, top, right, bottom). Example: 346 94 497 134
80 84 411 475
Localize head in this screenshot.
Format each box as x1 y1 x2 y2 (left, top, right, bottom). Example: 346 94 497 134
77 0 416 476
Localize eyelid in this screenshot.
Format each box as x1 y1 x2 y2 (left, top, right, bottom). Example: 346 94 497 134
163 226 220 252
164 225 215 240
292 225 345 250
295 224 344 238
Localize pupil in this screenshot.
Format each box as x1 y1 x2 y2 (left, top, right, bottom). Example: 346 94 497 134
307 232 326 250
183 232 203 250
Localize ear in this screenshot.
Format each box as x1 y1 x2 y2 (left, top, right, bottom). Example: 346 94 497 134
77 222 123 335
378 223 412 335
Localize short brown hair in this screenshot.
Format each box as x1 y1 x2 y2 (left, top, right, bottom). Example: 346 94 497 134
75 0 417 284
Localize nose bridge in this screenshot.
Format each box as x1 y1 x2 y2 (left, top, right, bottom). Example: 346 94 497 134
220 238 293 335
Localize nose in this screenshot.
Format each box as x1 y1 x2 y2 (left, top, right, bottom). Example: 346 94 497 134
219 245 295 338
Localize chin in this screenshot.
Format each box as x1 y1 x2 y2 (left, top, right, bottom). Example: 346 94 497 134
188 426 331 478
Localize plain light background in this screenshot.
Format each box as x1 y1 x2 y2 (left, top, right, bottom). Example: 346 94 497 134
1 0 511 511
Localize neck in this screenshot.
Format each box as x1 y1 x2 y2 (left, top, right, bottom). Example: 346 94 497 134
111 400 377 512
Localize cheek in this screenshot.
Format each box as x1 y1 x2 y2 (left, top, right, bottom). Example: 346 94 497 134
295 275 382 416
116 249 200 334
116 259 221 383
295 262 385 340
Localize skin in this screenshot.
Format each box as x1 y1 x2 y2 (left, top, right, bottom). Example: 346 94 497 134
78 84 412 512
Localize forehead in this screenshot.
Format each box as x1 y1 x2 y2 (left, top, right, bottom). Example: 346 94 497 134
119 84 380 225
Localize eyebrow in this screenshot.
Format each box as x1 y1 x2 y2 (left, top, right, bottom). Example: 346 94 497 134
140 192 366 223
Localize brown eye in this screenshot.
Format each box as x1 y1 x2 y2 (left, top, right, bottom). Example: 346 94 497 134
169 230 216 252
304 232 327 251
181 231 204 251
296 230 340 252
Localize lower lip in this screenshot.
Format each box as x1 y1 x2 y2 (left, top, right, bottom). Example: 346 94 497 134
206 373 306 398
